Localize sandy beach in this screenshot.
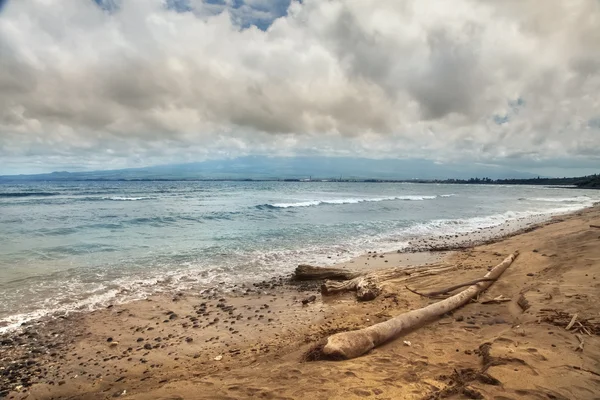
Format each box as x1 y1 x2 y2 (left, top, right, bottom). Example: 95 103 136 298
2 205 599 400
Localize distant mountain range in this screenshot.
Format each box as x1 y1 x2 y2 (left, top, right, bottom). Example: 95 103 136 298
0 156 544 181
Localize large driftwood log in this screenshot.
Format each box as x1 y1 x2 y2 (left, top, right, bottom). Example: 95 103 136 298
321 264 454 301
294 265 361 281
321 252 519 359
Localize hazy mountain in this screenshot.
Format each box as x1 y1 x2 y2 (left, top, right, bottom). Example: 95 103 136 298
0 156 540 181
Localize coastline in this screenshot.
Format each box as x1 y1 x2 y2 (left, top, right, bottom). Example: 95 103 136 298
1 200 589 335
2 205 600 399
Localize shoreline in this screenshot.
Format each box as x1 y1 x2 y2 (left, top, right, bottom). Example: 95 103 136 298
2 205 600 399
1 203 593 335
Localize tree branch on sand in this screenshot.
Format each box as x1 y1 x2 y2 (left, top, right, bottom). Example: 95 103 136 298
294 263 455 301
405 277 498 299
311 252 518 360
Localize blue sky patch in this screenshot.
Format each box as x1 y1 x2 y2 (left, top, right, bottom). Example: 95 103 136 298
92 0 291 30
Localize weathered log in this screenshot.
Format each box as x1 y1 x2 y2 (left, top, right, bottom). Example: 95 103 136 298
590 224 600 229
321 264 454 300
321 252 519 359
294 265 361 281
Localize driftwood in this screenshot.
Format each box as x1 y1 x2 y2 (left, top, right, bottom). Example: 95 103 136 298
590 225 600 229
539 310 599 335
480 295 511 304
321 264 454 301
295 263 453 301
566 313 578 330
575 334 585 352
405 278 497 299
320 252 519 359
294 265 360 281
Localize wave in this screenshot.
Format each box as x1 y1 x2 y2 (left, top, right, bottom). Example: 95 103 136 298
527 196 590 203
1 195 593 334
0 192 58 198
67 196 156 202
0 194 155 203
258 195 448 209
0 266 235 335
102 196 154 201
0 286 128 335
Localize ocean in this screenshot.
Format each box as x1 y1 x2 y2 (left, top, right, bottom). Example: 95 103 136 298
1 181 598 332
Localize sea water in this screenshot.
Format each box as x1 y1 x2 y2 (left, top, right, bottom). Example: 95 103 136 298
1 181 598 332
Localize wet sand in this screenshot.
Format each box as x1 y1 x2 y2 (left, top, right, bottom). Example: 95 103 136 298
2 206 599 399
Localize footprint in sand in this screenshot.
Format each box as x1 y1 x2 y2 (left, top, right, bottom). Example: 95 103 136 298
526 347 548 361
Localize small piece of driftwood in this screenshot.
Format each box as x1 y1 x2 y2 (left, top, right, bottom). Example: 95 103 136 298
589 225 600 229
566 313 578 330
480 295 511 304
576 321 592 336
575 334 585 352
405 278 497 299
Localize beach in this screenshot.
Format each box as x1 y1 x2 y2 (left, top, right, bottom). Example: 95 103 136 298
2 204 599 399
2 1 598 397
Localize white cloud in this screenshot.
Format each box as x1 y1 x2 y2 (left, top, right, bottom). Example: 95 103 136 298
0 0 599 174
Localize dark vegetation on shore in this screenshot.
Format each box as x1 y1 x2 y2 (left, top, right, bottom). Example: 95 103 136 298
1 174 598 188
414 174 600 189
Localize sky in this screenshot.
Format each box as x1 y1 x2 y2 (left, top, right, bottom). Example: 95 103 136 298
0 0 599 176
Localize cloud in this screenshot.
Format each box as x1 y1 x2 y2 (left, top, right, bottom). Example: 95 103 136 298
0 0 599 174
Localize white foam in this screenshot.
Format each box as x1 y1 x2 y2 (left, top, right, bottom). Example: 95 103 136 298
0 287 121 334
269 195 439 208
263 200 596 270
1 192 596 334
529 196 591 203
0 266 236 335
103 196 154 201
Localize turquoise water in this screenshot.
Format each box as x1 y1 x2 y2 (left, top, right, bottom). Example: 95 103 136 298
1 181 598 331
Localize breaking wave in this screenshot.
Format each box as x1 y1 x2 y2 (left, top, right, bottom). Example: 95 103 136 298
527 196 590 203
258 195 453 209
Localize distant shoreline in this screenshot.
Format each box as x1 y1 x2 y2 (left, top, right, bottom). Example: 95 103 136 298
1 177 599 189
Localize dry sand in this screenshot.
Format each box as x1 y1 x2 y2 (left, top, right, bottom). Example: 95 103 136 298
2 206 600 399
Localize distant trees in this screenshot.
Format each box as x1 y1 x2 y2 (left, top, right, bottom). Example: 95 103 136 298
466 177 493 183
446 174 600 188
